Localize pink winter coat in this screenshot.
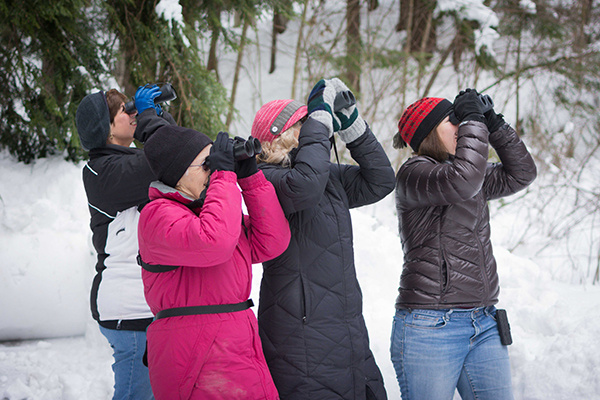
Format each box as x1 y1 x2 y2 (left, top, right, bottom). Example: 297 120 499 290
138 170 290 400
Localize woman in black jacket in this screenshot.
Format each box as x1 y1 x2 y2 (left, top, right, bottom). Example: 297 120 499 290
75 85 174 400
391 89 537 400
251 78 394 400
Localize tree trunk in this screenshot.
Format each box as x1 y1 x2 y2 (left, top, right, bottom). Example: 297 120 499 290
397 0 436 53
269 11 289 74
416 9 433 92
515 18 522 134
226 17 250 130
207 6 221 79
421 37 454 98
574 0 592 52
291 1 309 99
345 0 361 93
398 0 413 113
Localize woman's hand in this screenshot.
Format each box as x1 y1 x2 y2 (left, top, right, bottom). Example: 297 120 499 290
306 79 340 137
233 137 259 179
452 89 485 123
208 132 235 173
134 85 162 116
330 79 366 143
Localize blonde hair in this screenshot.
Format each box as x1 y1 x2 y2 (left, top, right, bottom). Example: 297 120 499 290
257 122 302 167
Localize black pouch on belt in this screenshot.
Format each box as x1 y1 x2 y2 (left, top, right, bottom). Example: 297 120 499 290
496 309 513 346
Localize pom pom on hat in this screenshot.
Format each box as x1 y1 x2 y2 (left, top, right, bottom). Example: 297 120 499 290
394 97 453 152
143 125 213 187
76 91 111 151
251 99 308 143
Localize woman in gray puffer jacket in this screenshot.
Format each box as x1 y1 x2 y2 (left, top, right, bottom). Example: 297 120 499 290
390 89 536 400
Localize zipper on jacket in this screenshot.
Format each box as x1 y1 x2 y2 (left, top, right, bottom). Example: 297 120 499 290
476 198 491 303
299 274 307 323
438 206 449 297
476 235 490 303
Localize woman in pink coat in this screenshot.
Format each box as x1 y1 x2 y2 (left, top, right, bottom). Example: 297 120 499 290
137 125 290 400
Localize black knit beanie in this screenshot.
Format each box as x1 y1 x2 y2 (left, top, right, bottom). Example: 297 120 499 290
76 91 111 151
144 125 213 187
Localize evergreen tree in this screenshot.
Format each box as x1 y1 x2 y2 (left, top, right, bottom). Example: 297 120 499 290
0 0 108 162
103 0 229 138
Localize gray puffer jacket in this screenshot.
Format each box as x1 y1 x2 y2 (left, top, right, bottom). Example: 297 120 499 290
394 121 536 309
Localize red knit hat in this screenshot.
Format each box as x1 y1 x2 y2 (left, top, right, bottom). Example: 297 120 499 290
394 97 453 152
251 99 308 143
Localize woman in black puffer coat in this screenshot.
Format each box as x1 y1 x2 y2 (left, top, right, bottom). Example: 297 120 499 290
252 79 395 400
390 89 537 400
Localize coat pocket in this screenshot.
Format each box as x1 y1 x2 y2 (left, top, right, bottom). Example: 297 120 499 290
180 321 222 400
440 254 450 294
147 320 222 400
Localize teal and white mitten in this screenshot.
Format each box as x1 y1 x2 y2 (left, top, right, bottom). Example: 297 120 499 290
330 78 366 143
306 79 341 137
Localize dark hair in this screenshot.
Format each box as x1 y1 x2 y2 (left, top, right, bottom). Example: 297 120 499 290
418 127 449 163
105 89 128 125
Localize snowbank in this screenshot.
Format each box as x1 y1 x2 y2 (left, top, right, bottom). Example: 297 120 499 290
0 153 94 341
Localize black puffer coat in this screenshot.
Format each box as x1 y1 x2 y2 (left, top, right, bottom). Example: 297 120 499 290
395 121 536 309
258 117 395 400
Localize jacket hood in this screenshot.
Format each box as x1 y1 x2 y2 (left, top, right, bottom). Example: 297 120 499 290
148 181 195 204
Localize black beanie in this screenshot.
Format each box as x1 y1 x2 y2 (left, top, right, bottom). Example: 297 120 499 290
76 91 111 151
144 125 213 187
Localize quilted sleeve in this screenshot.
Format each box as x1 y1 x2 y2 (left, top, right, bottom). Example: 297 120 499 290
336 125 396 209
483 124 537 200
238 171 291 264
395 121 490 210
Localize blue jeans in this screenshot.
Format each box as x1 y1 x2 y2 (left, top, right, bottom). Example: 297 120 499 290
99 326 154 400
390 306 513 400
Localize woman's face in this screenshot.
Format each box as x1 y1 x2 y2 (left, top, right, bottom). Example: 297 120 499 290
436 116 459 155
177 145 212 200
109 103 137 146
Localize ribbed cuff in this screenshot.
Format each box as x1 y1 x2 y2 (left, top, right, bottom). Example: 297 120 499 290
338 117 366 143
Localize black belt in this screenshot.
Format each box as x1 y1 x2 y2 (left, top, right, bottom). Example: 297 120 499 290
154 299 254 321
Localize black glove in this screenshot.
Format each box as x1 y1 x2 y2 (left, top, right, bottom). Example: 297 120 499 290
233 137 258 179
484 108 506 133
208 132 235 173
452 88 485 123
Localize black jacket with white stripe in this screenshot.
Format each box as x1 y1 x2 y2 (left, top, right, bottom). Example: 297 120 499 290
83 109 174 330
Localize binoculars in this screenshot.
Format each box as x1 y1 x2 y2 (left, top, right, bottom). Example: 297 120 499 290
124 83 178 114
334 91 356 112
204 136 261 172
233 136 262 161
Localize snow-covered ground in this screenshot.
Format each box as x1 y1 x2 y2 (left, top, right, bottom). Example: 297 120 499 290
1 152 599 400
